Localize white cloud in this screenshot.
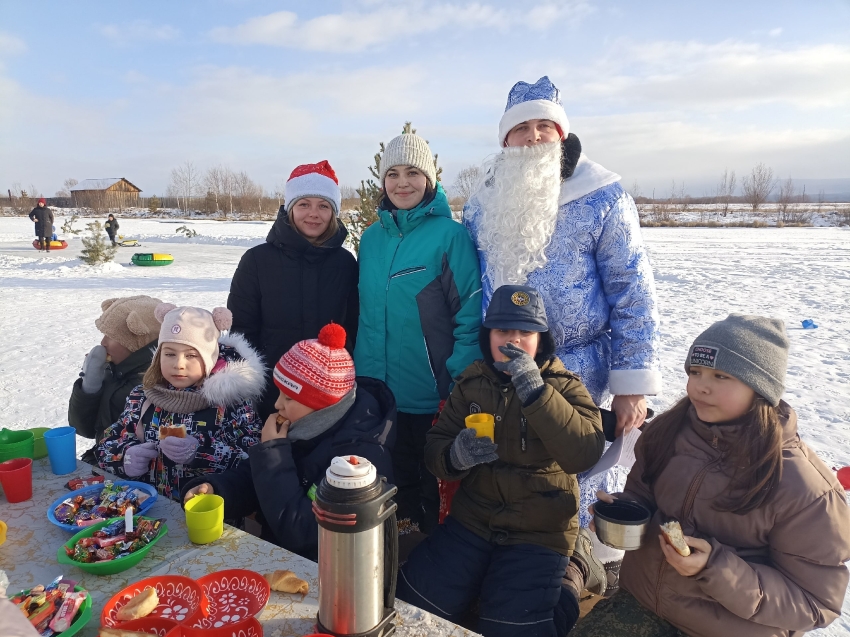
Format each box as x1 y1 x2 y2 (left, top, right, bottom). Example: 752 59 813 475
209 1 593 52
0 31 26 55
769 27 783 37
97 20 179 43
553 40 850 111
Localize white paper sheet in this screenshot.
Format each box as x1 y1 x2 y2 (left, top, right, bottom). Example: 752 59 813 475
586 427 641 479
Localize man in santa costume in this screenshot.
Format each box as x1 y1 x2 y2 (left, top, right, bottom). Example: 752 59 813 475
463 76 661 598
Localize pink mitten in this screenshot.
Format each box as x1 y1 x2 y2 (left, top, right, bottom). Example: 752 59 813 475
123 442 159 477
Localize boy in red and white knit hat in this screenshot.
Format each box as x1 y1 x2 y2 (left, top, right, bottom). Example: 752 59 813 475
181 323 397 560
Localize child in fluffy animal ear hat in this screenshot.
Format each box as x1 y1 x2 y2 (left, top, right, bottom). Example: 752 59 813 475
180 323 397 561
574 314 850 637
96 303 266 501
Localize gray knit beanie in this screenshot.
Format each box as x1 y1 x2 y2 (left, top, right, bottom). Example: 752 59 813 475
379 133 437 187
684 314 789 406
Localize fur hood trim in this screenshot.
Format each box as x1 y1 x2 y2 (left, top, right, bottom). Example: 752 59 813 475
201 332 266 407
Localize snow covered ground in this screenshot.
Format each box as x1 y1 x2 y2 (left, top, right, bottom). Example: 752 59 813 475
2 216 849 634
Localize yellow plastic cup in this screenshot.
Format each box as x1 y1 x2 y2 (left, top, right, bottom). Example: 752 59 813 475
465 414 495 440
0 519 7 546
29 427 50 459
184 494 224 544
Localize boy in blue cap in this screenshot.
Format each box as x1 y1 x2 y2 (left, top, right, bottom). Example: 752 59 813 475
397 285 605 637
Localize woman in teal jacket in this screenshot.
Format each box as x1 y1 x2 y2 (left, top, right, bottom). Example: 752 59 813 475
355 132 482 535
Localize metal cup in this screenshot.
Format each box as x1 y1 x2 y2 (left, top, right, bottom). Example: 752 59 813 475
593 499 651 551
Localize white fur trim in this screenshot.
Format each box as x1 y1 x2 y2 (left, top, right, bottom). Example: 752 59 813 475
285 172 341 215
559 155 621 206
608 368 662 397
498 99 569 146
201 332 267 407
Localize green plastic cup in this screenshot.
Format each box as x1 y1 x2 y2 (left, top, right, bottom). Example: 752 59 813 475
0 429 34 462
28 427 50 459
184 494 224 544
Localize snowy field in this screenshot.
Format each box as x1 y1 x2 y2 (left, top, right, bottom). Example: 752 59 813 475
1 216 849 634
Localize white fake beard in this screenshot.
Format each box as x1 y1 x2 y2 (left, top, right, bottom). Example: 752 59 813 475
476 141 562 288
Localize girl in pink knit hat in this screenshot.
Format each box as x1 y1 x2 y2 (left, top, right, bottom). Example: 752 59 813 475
182 323 396 561
96 303 265 501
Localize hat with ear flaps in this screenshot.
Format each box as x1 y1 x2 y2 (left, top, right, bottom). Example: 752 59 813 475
95 295 163 352
154 303 233 377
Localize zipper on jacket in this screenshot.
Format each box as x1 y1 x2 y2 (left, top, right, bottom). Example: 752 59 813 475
389 266 426 279
520 416 527 452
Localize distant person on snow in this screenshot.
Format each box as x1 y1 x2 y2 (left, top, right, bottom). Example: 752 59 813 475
69 295 162 465
227 161 359 420
105 213 120 246
29 198 54 251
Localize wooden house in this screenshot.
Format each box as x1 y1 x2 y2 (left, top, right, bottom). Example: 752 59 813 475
70 178 142 211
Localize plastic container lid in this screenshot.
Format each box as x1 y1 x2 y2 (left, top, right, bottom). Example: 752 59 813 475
325 455 376 489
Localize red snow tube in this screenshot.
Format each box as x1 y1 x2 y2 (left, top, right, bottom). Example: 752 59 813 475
33 239 68 250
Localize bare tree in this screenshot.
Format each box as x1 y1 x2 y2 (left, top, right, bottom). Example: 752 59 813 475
715 169 736 217
168 161 200 212
451 166 482 204
629 180 642 200
742 163 775 212
55 178 78 199
233 171 263 216
204 166 228 216
777 177 795 222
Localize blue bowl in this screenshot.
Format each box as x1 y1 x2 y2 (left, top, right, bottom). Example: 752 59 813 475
47 480 158 532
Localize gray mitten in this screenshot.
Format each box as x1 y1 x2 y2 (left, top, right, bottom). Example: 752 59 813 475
81 345 109 394
493 342 544 403
123 442 159 477
449 428 499 472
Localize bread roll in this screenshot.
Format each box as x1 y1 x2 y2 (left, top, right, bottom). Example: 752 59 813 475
115 587 159 621
660 520 691 557
100 629 152 637
158 424 187 439
264 570 309 594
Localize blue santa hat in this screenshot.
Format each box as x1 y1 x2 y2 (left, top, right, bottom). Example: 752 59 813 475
498 76 569 147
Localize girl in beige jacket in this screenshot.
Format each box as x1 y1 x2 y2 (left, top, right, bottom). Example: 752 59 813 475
575 314 850 637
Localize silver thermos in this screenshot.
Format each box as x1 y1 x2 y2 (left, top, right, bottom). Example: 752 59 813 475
313 455 398 637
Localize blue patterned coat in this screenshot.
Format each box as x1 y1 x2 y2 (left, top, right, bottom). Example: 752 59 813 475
464 180 661 406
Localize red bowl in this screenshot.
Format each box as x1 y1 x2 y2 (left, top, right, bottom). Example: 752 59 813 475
101 575 205 627
182 616 262 637
115 617 182 637
193 569 270 629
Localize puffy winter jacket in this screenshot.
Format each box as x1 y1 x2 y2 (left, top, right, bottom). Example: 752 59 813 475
181 376 396 561
228 210 359 416
619 403 850 637
354 184 482 413
426 358 604 556
29 205 54 238
104 218 119 236
464 165 661 404
68 340 157 462
96 333 265 501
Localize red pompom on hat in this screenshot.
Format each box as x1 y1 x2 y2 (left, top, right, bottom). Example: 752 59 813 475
273 323 354 410
284 160 341 216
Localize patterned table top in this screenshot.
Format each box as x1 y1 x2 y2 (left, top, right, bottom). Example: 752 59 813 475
0 458 478 637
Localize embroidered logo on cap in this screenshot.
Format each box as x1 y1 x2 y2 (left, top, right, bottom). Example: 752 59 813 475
511 291 530 306
689 345 718 368
171 325 181 334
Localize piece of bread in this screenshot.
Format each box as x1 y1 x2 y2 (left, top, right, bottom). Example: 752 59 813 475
660 520 691 557
115 587 159 621
100 629 152 637
158 424 187 439
264 570 309 594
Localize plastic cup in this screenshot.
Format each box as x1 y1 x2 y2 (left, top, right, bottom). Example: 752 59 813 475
837 467 850 490
0 429 34 462
465 413 495 440
0 519 7 546
0 458 33 503
43 427 78 475
29 427 50 459
184 494 224 544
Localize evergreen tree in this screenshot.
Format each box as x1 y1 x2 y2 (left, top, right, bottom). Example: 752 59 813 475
346 122 442 254
148 195 161 215
79 221 118 265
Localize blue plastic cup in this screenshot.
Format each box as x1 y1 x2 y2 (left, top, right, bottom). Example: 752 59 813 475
43 427 78 475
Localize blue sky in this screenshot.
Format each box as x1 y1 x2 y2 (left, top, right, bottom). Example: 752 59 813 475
1 0 848 198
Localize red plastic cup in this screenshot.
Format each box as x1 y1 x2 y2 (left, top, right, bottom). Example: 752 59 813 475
0 457 33 503
837 467 850 490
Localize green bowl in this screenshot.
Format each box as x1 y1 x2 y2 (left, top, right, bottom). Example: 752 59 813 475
29 427 50 459
10 585 91 637
0 429 34 461
57 516 168 576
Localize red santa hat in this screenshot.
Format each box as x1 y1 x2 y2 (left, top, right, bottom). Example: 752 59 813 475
273 323 355 411
284 160 341 216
